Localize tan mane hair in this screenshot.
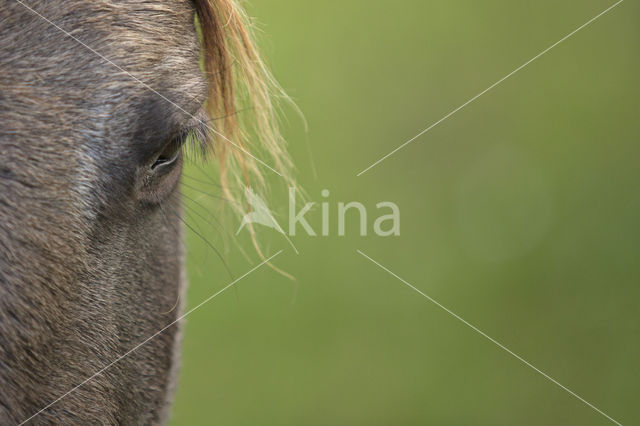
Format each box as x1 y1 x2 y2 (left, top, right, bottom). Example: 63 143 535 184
193 0 293 209
193 0 296 277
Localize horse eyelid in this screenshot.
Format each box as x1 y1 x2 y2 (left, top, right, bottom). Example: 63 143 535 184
151 136 184 170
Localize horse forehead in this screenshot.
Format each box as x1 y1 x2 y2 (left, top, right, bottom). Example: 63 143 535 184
0 0 205 207
90 1 203 88
5 0 206 133
7 0 204 96
100 1 198 53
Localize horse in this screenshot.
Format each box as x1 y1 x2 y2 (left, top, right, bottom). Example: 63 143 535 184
0 0 290 423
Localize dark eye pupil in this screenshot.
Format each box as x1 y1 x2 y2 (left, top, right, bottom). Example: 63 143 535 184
152 139 181 170
152 152 177 169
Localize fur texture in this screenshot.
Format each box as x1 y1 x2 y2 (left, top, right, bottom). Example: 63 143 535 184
0 0 287 423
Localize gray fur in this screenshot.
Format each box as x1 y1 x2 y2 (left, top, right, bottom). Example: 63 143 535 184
0 1 206 423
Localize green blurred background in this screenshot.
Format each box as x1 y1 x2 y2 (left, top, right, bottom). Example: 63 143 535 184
171 1 639 424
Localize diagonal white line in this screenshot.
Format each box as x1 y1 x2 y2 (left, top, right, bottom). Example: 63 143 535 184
357 249 623 426
356 0 624 176
19 250 284 425
14 0 283 177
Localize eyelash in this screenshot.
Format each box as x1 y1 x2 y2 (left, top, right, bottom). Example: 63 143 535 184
179 120 210 159
151 122 207 171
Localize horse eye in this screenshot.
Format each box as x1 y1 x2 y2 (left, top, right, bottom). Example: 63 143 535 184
151 138 182 170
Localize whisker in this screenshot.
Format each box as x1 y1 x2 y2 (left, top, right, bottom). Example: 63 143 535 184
190 163 223 187
174 192 241 302
180 180 229 202
160 193 234 281
181 193 224 237
179 163 223 192
154 195 184 315
200 106 255 124
182 173 220 187
177 210 234 280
